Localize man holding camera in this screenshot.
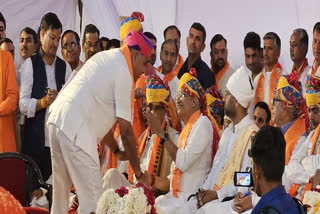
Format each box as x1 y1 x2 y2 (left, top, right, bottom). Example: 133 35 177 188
250 126 301 214
19 13 71 180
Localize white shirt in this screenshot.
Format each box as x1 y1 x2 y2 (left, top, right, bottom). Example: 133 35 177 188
202 115 258 201
156 70 179 100
217 65 234 97
170 115 213 195
19 56 72 147
47 49 132 165
287 129 320 185
299 65 311 97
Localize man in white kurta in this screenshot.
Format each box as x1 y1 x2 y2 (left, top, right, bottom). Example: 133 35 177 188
47 31 153 214
286 74 320 199
178 66 258 214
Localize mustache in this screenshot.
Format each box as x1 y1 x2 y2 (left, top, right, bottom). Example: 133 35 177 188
21 46 28 51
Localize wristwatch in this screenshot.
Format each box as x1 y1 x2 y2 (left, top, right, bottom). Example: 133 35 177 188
160 132 169 144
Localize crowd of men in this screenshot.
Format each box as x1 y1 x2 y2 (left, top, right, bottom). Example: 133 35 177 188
1 10 320 214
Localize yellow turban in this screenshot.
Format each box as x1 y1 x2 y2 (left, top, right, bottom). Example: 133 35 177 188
306 75 320 107
120 16 142 41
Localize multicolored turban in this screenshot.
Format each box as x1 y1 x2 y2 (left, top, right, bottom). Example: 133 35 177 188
179 68 221 162
120 12 144 41
126 30 153 58
306 74 320 107
146 74 181 132
205 86 224 118
277 72 308 128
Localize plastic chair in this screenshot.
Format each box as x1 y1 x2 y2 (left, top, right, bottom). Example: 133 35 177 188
0 152 52 209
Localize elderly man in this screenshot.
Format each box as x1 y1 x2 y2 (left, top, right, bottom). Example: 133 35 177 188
254 32 283 112
272 73 307 165
61 30 82 71
178 23 215 90
210 34 234 96
103 74 181 192
310 22 320 75
290 28 310 96
176 66 258 214
163 25 184 74
148 69 219 214
253 101 271 129
47 31 152 214
157 39 180 98
287 74 320 200
0 50 19 152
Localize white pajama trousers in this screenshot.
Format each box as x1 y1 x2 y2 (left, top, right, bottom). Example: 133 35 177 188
48 124 103 214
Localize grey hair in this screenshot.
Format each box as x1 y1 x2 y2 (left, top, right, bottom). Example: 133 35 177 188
288 106 300 119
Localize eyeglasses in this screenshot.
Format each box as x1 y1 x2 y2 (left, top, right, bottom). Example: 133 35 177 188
62 42 77 50
175 91 189 101
85 41 99 49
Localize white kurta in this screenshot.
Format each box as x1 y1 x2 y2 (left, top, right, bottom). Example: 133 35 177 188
178 115 258 214
286 129 320 198
155 115 213 214
47 49 132 165
218 65 235 97
156 70 179 99
20 56 72 147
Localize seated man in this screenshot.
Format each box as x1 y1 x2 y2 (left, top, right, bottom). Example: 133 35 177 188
287 74 320 200
102 74 181 191
178 66 258 214
272 73 307 167
250 126 301 214
253 101 271 129
149 69 220 214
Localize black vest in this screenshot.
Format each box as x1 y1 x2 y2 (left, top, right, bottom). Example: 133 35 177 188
23 49 66 156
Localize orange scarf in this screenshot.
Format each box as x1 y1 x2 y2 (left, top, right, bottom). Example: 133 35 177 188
292 58 308 79
212 62 229 89
175 54 184 74
311 59 320 75
0 51 2 152
284 117 306 165
254 62 282 107
172 110 201 197
288 125 320 199
157 66 177 82
128 122 167 181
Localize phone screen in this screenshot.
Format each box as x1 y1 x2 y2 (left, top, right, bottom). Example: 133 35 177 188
234 172 252 187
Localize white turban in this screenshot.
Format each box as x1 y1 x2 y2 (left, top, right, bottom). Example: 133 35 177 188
226 66 254 108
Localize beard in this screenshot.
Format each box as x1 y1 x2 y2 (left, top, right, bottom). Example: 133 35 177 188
213 58 226 71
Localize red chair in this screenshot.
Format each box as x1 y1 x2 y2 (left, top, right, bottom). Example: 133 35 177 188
0 152 52 209
24 207 49 214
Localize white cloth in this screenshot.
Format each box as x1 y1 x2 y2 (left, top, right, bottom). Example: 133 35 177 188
19 56 72 147
218 65 235 97
47 49 132 165
226 66 254 108
299 64 311 97
49 124 103 214
202 115 258 199
156 70 179 99
155 115 213 214
262 68 273 105
286 129 320 197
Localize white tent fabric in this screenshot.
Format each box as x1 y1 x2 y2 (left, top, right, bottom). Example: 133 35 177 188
1 0 320 71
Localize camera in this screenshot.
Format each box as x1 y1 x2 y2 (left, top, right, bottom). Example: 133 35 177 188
233 168 254 187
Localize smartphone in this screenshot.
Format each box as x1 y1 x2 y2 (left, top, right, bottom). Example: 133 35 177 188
233 172 254 187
